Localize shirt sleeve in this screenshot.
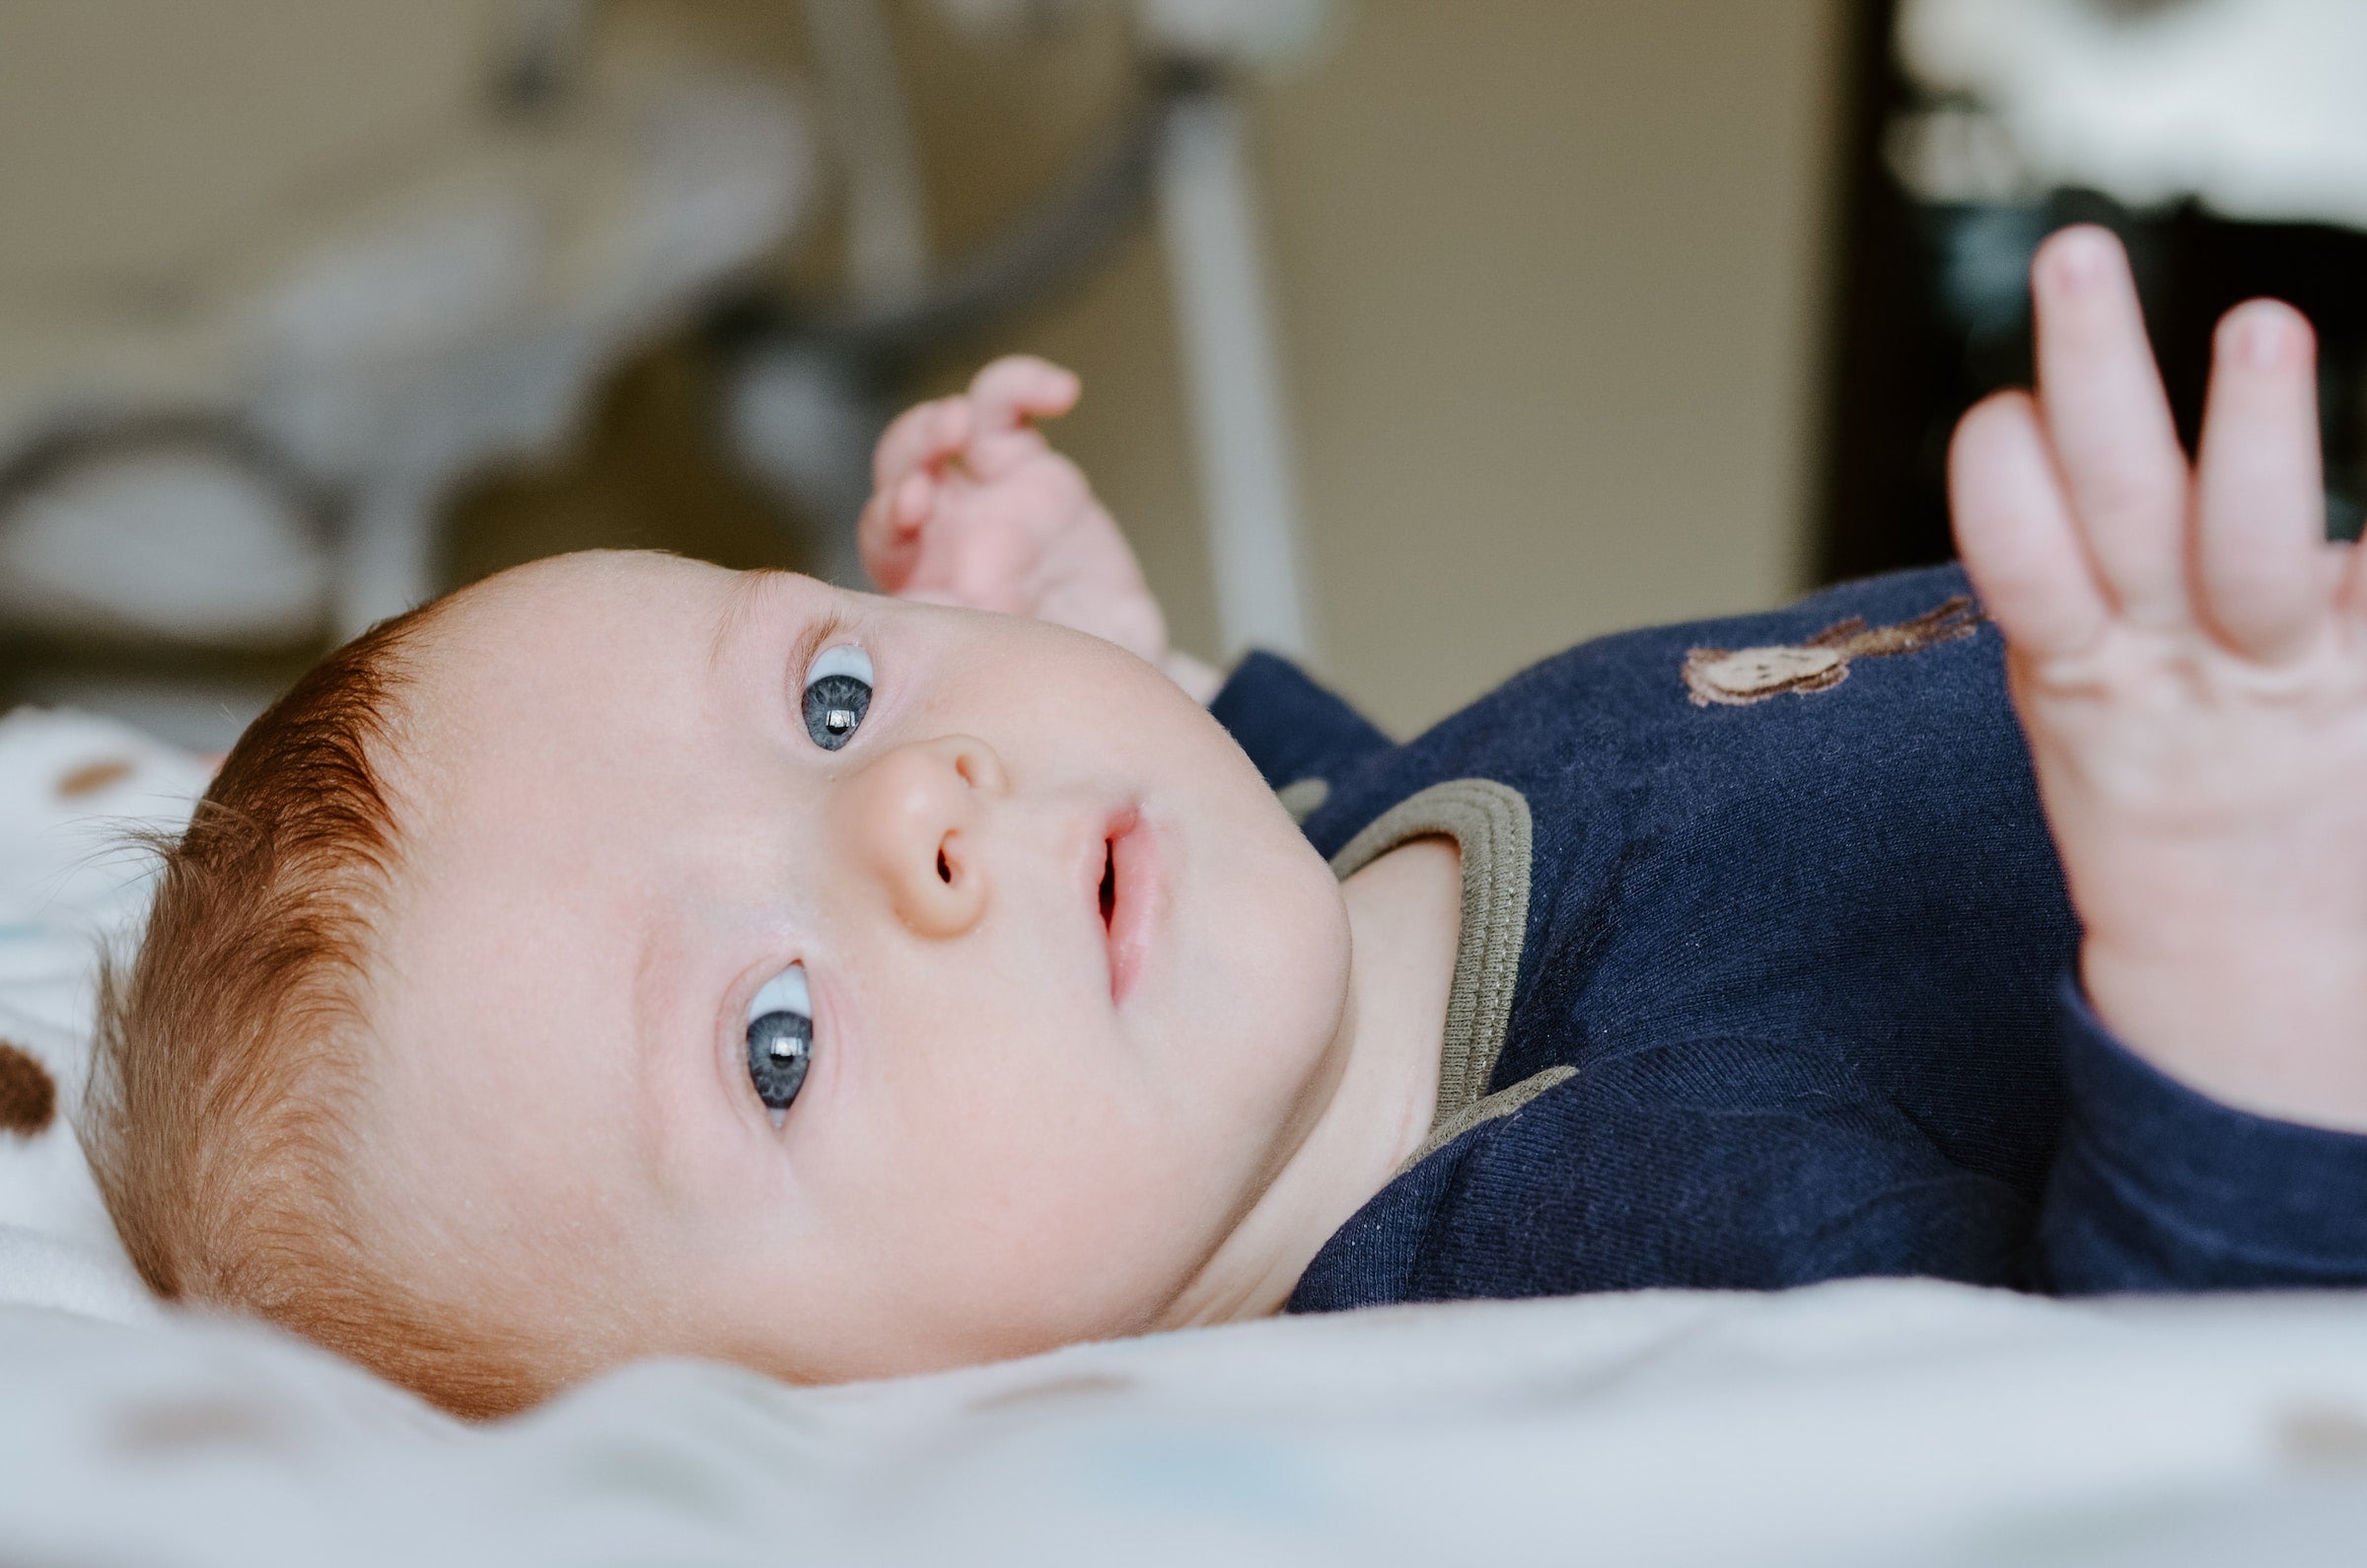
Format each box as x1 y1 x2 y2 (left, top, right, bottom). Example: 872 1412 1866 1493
2039 978 2367 1292
1207 650 1396 791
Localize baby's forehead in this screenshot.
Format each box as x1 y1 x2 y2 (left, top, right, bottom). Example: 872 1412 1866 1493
370 555 750 943
431 551 742 664
403 553 749 750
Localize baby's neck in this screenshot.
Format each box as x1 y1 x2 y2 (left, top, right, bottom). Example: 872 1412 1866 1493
1155 835 1461 1328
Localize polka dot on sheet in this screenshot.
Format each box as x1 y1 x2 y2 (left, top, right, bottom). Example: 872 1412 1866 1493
0 1038 56 1135
55 758 135 800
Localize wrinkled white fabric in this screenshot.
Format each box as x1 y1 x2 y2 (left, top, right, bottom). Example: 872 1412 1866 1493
0 705 209 1320
5 1283 2367 1565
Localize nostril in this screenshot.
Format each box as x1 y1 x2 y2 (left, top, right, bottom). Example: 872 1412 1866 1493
937 846 953 884
950 740 1006 793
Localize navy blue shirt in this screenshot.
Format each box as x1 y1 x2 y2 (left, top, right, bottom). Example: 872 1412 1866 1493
1206 566 2367 1311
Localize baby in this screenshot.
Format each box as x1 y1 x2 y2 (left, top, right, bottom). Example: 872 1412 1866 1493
84 227 2367 1415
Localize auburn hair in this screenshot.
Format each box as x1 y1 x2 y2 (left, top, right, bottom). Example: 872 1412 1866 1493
82 600 570 1417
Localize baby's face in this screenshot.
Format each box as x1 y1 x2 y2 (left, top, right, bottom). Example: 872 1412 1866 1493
359 553 1350 1382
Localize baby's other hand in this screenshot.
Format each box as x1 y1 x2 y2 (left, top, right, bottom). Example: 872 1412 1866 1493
1950 225 2367 1128
860 357 1214 697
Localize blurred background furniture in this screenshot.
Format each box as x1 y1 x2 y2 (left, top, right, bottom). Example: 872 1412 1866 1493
0 0 1332 744
0 0 1332 742
0 0 1852 744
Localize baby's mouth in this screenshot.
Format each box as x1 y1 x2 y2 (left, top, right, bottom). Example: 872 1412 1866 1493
1097 809 1157 1005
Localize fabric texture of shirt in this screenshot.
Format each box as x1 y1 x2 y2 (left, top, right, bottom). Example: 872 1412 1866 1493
1203 565 2367 1313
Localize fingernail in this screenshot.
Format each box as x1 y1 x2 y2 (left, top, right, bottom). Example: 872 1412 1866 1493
2230 304 2292 369
2046 226 2115 289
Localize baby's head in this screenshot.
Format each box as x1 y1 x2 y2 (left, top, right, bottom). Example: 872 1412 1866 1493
87 551 1352 1414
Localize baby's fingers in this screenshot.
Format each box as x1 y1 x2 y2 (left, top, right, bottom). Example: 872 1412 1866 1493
2031 226 2192 627
965 357 1080 479
968 355 1081 432
871 396 973 494
2194 300 2331 661
1951 390 2110 658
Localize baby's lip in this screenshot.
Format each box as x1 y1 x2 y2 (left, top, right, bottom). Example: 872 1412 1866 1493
1093 807 1159 1005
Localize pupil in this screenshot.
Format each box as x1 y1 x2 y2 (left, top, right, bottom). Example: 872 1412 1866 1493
747 1010 812 1109
803 673 871 750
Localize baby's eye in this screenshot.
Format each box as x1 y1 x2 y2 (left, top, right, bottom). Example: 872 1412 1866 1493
803 644 873 750
746 962 813 1126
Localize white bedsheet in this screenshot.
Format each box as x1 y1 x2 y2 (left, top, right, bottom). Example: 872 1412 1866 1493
6 704 2367 1565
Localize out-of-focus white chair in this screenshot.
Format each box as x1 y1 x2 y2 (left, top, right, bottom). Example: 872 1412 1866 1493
0 45 808 648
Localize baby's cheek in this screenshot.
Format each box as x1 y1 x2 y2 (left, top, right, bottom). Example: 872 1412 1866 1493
949 1037 1210 1259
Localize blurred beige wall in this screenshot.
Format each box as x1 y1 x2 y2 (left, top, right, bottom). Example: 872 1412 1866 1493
968 1 1853 733
0 1 497 415
0 3 490 291
0 0 1850 738
1273 2 1850 732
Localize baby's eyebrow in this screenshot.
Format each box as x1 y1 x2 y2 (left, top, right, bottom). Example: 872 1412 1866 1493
708 568 794 672
784 609 852 692
707 572 852 699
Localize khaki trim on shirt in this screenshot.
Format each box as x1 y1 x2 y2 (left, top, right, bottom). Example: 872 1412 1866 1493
1399 1065 1577 1171
1327 779 1540 1157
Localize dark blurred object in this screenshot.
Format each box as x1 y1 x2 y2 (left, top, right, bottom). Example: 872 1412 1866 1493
1816 0 2367 585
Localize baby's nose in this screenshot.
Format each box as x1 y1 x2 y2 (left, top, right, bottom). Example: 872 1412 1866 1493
846 735 1005 936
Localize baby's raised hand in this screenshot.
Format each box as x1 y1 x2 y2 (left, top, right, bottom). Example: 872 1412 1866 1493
859 356 1188 684
1951 225 2367 1128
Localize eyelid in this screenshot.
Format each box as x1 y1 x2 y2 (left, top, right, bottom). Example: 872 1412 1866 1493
787 609 854 696
748 962 811 1021
807 644 873 685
